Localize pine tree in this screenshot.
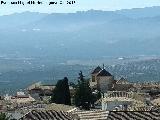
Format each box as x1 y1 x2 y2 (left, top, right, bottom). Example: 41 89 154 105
75 71 93 110
51 77 71 105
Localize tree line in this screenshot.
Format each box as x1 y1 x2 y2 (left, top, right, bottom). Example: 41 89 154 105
51 71 101 110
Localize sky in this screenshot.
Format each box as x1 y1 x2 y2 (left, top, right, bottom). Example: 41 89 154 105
1 0 160 15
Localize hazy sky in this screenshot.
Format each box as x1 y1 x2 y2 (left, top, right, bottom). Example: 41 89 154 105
1 0 160 15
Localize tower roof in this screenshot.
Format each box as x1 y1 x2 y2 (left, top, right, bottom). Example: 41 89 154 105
97 69 112 77
91 66 102 74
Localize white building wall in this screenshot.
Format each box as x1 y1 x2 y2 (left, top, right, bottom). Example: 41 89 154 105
102 101 132 111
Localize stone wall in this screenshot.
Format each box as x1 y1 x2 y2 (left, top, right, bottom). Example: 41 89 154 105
97 76 114 92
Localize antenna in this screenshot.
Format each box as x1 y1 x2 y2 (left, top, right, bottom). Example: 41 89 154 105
102 64 105 69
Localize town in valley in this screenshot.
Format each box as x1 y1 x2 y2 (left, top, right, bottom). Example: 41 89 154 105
0 65 160 119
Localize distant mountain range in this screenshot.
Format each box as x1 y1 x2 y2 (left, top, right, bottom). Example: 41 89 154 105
1 7 160 93
1 7 160 59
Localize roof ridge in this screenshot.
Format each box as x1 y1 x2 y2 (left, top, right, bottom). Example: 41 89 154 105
97 69 112 77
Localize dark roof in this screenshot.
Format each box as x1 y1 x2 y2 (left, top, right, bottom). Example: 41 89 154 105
91 66 102 74
97 69 112 77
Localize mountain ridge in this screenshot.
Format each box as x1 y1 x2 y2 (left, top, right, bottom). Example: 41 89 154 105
0 6 160 59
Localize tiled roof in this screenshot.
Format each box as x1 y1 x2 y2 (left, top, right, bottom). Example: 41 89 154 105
72 110 109 120
20 110 75 120
72 110 160 120
107 111 160 120
46 103 75 112
21 109 160 120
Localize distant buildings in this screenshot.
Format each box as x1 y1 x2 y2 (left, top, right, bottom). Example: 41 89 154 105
90 66 133 93
10 92 35 105
1 65 160 120
4 91 35 110
27 82 74 101
28 82 55 97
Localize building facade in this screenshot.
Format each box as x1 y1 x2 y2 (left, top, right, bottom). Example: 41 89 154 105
90 66 115 93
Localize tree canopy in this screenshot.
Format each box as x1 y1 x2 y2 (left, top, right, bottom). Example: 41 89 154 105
74 71 93 110
0 112 10 120
51 77 71 105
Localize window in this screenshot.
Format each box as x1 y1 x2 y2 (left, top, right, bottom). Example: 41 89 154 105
92 76 95 82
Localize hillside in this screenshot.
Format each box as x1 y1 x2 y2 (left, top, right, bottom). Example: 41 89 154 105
0 7 160 93
0 7 160 58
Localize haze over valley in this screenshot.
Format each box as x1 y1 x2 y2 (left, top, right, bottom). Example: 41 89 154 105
1 7 160 93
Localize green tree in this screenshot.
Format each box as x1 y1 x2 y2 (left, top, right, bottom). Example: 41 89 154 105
51 77 71 105
74 71 93 110
63 77 71 105
0 112 10 120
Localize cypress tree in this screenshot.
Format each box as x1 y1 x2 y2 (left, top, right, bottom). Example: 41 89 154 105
51 77 71 105
63 77 71 105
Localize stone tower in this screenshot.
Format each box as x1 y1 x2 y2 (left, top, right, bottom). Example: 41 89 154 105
90 66 114 92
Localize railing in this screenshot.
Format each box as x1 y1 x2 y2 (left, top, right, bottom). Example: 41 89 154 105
104 91 133 98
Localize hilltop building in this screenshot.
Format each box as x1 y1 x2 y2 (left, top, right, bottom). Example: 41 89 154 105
90 66 134 92
90 66 115 92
